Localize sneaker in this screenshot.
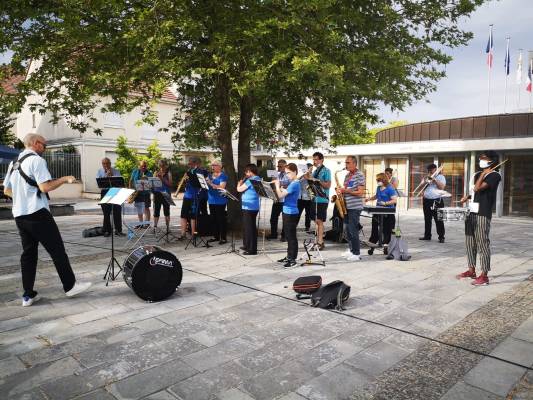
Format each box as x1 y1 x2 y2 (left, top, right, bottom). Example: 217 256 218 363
219 239 227 245
438 238 445 243
103 231 110 237
115 231 125 237
266 234 277 240
283 259 298 268
456 269 476 279
277 257 288 263
419 237 431 241
471 275 489 286
341 250 351 257
317 242 325 251
22 294 40 307
346 254 361 261
207 238 218 243
66 282 92 297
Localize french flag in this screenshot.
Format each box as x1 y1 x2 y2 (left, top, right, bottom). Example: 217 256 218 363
527 62 532 92
486 25 494 68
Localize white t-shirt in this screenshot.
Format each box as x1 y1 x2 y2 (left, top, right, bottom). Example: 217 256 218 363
4 149 52 218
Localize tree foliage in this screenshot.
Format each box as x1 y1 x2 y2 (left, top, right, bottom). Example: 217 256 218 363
0 0 486 171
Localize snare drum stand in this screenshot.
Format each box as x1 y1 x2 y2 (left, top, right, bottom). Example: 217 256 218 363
104 207 123 285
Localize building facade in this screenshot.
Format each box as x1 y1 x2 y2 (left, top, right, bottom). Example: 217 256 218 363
278 112 533 218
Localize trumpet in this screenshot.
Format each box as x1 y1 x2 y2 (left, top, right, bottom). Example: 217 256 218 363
333 169 347 219
173 173 189 198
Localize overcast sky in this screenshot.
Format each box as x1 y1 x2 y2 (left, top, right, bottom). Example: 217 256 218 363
379 0 533 125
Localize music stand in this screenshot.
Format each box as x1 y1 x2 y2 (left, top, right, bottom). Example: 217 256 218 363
156 191 179 243
98 186 135 285
301 180 327 266
185 174 210 249
250 180 280 255
212 189 245 258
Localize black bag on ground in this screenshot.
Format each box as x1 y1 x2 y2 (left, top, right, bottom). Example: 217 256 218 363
293 276 322 299
82 226 104 238
311 280 351 311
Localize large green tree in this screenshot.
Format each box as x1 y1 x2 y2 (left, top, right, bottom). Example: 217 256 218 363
0 0 485 209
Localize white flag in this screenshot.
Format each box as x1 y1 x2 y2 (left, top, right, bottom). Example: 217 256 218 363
516 51 523 84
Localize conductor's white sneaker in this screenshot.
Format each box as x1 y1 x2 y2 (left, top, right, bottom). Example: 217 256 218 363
22 294 40 307
66 282 92 297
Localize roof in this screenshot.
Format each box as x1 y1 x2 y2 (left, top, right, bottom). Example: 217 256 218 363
0 73 25 95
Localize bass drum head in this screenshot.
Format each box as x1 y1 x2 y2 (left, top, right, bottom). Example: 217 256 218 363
124 246 182 302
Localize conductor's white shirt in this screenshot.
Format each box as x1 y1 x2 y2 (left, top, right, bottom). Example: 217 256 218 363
4 149 52 218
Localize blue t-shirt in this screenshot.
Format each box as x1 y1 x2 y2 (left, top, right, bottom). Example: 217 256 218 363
208 172 228 205
241 176 261 211
376 184 397 208
313 166 331 204
184 168 208 200
130 168 153 195
283 181 300 214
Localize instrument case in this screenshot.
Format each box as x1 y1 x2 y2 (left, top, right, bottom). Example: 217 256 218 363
293 275 322 299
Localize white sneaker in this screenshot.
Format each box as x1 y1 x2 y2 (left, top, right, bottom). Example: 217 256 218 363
66 282 92 297
22 294 40 307
341 250 352 257
346 254 361 261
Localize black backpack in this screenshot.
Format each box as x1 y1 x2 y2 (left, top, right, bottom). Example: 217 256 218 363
82 226 104 238
311 280 351 311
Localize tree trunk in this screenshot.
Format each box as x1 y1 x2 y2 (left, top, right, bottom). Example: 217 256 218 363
237 94 253 177
215 75 240 231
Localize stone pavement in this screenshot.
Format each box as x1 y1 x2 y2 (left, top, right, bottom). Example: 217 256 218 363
0 205 532 400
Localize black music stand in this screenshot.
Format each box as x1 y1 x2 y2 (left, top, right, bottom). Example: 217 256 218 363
212 189 245 258
250 180 279 254
301 180 327 266
185 172 210 249
97 184 134 286
156 191 178 243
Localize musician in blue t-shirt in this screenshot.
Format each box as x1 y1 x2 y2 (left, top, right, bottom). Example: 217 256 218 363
237 163 261 255
207 160 228 244
364 172 397 252
274 163 300 268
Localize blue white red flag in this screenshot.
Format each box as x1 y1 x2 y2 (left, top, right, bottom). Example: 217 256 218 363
486 26 494 68
516 51 523 84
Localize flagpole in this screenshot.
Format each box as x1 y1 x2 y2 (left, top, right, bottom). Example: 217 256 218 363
504 37 510 113
487 25 493 114
517 49 522 110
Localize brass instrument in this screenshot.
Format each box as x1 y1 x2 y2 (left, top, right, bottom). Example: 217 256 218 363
299 167 315 199
412 165 443 197
173 172 189 198
127 170 146 203
334 169 348 219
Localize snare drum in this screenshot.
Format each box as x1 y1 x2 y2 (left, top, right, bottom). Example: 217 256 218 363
437 207 469 222
123 245 182 302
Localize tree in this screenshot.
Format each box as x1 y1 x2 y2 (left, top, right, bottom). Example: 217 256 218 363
0 0 487 221
366 120 410 144
0 110 16 146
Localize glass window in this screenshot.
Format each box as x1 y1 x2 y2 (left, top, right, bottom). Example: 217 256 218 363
386 158 408 209
503 154 533 217
409 157 434 208
362 158 382 199
438 156 465 207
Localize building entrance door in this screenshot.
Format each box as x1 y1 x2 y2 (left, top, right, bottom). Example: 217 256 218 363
503 154 533 217
386 158 407 209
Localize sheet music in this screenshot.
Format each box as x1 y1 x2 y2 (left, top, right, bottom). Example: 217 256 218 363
196 173 209 189
266 170 277 178
148 177 162 189
99 188 135 205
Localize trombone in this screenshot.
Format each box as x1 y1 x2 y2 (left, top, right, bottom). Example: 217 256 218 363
412 165 443 197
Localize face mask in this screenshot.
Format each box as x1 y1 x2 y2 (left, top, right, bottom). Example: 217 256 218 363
377 181 383 187
479 160 491 169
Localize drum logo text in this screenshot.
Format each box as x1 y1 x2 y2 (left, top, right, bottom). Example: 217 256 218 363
149 257 174 268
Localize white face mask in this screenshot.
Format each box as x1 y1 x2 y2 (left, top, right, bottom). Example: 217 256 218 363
479 159 491 169
377 181 383 187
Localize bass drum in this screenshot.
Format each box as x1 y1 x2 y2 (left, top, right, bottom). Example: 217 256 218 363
123 245 182 302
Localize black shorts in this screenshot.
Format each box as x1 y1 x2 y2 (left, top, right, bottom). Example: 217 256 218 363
134 192 151 209
181 198 194 219
309 202 328 222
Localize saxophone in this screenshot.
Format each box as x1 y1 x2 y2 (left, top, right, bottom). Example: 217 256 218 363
333 169 348 218
173 173 189 198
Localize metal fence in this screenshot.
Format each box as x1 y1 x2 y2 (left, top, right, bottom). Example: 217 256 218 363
0 153 81 180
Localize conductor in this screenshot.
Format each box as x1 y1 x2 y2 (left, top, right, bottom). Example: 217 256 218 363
3 134 92 306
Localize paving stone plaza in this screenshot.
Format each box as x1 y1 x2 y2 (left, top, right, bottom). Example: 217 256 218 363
0 205 531 400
